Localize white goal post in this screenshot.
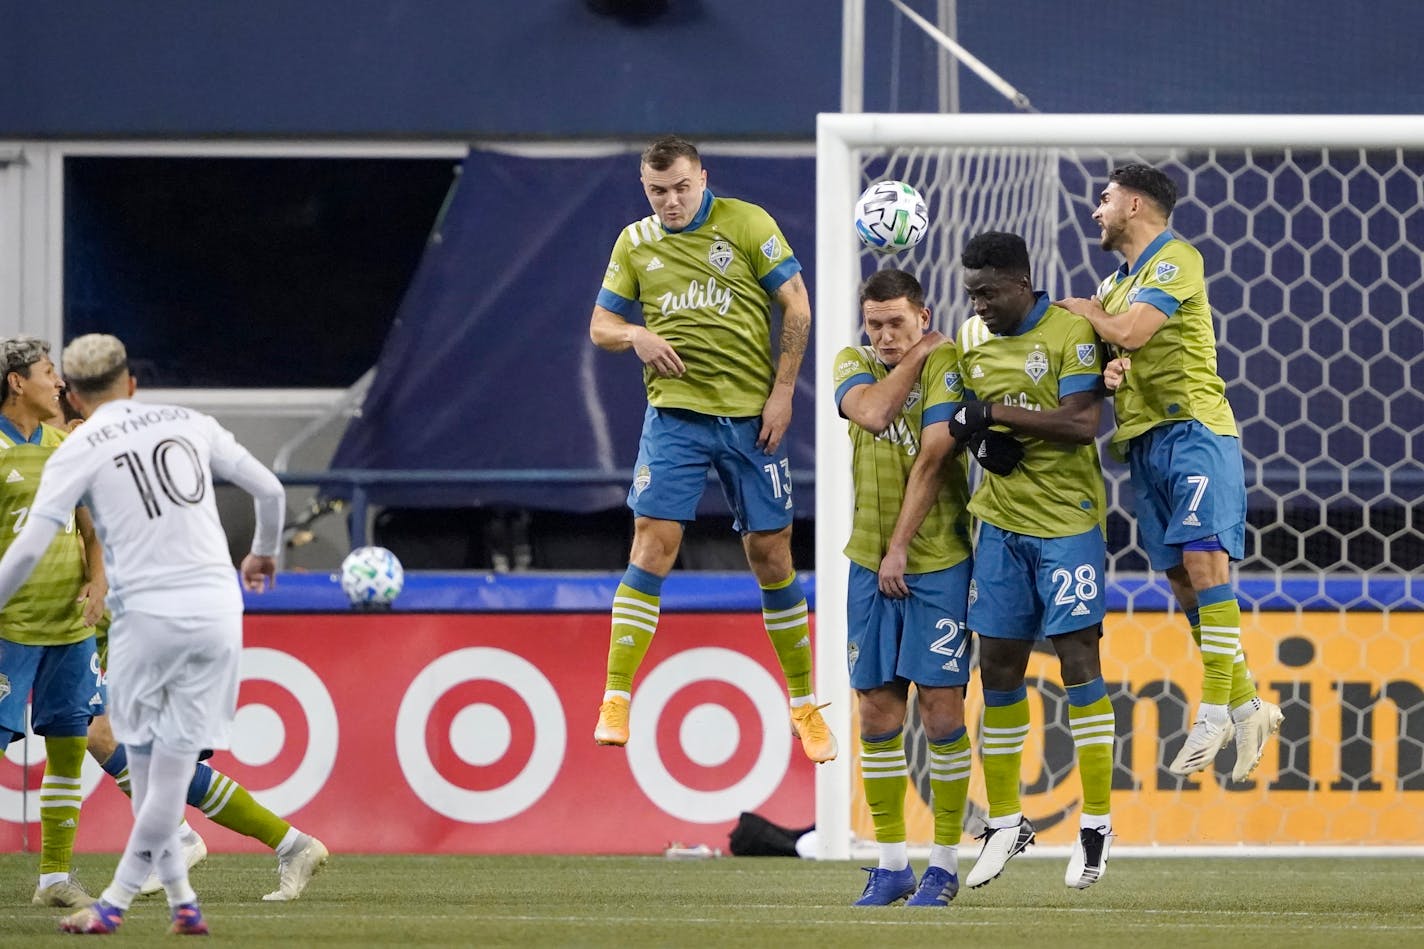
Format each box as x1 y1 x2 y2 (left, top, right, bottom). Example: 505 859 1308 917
813 114 1424 859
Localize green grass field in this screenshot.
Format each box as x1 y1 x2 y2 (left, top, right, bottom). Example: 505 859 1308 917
3 853 1422 947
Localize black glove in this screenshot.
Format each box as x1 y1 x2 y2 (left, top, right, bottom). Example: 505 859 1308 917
948 400 994 441
967 429 1025 476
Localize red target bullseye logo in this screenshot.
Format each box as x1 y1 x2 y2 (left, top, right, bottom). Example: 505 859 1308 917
226 648 338 816
627 647 791 823
395 647 566 823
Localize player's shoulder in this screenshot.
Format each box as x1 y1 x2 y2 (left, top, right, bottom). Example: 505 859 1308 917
39 422 69 447
1043 303 1096 335
1158 233 1204 266
613 214 665 251
956 315 992 353
712 195 778 231
833 345 876 378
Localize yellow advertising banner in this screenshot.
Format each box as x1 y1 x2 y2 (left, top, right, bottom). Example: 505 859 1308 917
851 610 1424 847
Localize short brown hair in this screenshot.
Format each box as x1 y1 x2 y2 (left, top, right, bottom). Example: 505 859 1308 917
641 135 700 171
860 269 925 309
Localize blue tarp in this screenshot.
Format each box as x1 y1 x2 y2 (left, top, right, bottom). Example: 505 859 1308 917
248 572 1421 614
329 148 816 515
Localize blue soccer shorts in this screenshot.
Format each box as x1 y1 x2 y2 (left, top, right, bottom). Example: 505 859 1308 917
627 406 795 533
0 635 106 741
968 523 1106 640
1127 420 1247 571
846 559 972 690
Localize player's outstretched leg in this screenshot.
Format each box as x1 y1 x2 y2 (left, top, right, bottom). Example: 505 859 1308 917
596 565 664 746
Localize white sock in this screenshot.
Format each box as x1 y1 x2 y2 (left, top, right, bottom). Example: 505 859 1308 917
275 827 303 857
1081 813 1112 833
987 811 1023 831
789 694 817 708
602 689 631 702
878 841 908 871
1231 697 1264 722
927 844 958 874
1198 702 1229 726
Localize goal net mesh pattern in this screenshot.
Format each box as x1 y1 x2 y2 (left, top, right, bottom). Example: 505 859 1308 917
826 134 1422 850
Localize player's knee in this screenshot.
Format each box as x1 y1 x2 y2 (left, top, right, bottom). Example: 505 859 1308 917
742 529 794 581
629 518 682 572
856 685 909 734
1180 549 1229 590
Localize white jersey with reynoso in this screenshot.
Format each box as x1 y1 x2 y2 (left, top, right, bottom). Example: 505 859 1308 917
30 399 270 617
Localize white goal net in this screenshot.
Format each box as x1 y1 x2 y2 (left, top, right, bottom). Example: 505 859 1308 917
813 115 1424 857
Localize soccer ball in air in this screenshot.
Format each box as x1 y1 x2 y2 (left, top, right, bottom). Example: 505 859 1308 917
854 179 929 253
339 545 404 609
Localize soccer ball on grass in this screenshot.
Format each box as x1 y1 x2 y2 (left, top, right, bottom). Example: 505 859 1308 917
339 545 404 609
854 179 929 253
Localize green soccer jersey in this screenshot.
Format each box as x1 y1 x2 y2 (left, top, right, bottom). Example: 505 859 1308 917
596 190 801 418
834 343 972 573
1095 229 1239 452
0 423 91 646
956 294 1107 539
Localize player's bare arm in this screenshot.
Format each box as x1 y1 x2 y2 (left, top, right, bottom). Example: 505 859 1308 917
878 421 955 599
758 271 811 453
988 390 1102 446
839 331 947 435
74 506 108 626
589 304 685 377
1055 296 1167 351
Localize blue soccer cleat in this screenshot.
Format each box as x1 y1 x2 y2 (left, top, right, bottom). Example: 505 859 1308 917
906 866 959 906
852 865 916 906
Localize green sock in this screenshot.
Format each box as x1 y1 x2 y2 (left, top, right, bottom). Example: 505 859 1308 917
1187 606 1258 708
604 565 664 694
927 728 971 846
1197 585 1242 706
760 574 812 699
1066 680 1114 820
980 688 1030 819
860 729 908 843
39 736 87 875
199 769 292 850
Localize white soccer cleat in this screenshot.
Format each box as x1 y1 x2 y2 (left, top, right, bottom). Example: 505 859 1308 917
262 834 329 901
1065 827 1112 889
1231 700 1285 782
965 817 1035 889
1168 718 1235 776
140 828 209 896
